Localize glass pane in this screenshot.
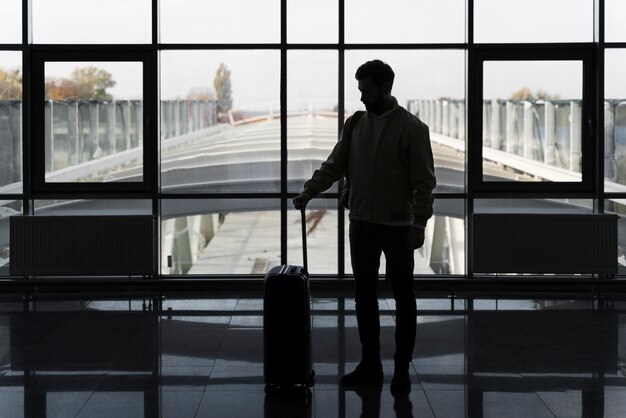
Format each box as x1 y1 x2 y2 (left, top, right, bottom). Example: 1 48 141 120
288 202 339 274
346 51 465 193
604 50 626 190
160 51 280 193
606 0 626 42
32 0 151 44
475 0 593 43
0 200 21 276
0 52 22 192
345 0 465 43
288 0 337 43
44 62 143 183
160 199 280 275
33 200 151 216
0 1 21 43
288 50 338 193
605 199 626 276
160 0 280 43
482 61 583 182
344 199 466 276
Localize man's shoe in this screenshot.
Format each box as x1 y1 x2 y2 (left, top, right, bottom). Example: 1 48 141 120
340 360 384 387
390 363 411 394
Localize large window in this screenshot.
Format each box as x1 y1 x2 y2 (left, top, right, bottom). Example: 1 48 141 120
1 1 623 279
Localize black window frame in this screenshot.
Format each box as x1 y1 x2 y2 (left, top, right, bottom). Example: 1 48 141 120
468 45 598 196
29 46 158 197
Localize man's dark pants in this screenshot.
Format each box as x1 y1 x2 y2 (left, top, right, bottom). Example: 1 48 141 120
349 219 417 365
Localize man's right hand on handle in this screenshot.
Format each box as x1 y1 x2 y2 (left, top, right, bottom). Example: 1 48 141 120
293 194 311 210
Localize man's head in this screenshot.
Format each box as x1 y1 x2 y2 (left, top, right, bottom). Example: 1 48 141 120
355 60 395 114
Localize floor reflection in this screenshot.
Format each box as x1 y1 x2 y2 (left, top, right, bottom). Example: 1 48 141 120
0 295 624 417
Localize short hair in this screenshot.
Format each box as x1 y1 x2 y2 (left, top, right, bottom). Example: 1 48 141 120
355 60 395 89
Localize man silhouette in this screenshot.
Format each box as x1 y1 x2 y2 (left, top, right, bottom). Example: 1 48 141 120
293 60 436 394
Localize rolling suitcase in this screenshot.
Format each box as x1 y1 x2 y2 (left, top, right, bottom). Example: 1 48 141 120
264 208 315 394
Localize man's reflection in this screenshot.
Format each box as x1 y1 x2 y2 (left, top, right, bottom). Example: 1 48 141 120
347 384 415 418
352 384 382 418
264 388 312 418
393 392 414 418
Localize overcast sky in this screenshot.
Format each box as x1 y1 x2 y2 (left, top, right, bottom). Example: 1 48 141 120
2 1 626 103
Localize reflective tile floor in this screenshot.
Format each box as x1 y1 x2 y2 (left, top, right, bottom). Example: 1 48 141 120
0 293 625 417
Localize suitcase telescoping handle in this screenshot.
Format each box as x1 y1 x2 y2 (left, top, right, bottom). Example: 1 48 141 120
301 208 308 274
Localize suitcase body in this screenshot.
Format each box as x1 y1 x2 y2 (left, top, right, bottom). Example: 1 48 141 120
263 264 314 390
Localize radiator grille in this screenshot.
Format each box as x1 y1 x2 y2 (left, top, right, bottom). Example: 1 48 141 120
10 216 153 276
472 214 617 274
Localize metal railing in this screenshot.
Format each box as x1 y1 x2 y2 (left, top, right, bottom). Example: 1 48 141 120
1 98 625 188
0 101 21 188
0 99 218 187
408 98 625 183
45 100 144 173
161 100 217 139
45 99 218 173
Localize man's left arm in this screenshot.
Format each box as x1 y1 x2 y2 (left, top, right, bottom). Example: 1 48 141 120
407 123 436 249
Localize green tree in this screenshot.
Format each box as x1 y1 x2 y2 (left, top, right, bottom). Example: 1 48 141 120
213 63 233 113
0 68 22 100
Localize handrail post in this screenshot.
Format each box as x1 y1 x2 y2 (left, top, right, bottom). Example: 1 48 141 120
435 99 442 133
442 100 450 137
482 101 490 148
604 101 616 180
506 101 516 154
491 100 501 150
458 101 465 141
523 101 534 160
108 100 116 153
544 101 556 166
570 100 582 172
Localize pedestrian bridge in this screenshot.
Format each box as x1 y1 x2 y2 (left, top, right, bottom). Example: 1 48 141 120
1 99 624 274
